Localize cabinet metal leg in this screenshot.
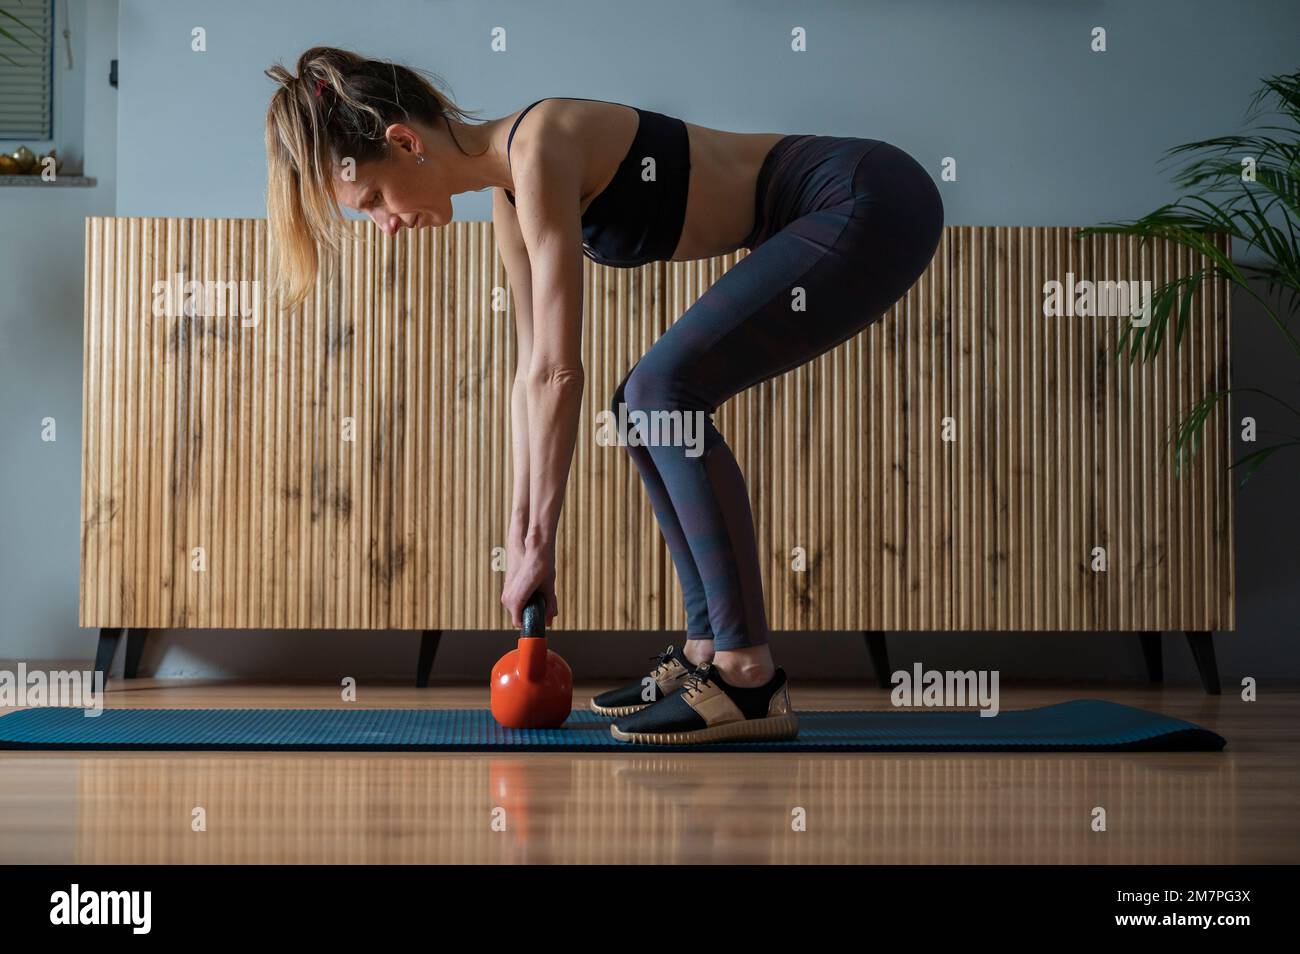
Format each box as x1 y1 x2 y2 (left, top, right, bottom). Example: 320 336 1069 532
94 627 125 684
416 630 442 688
1139 631 1163 683
862 630 890 688
124 629 147 678
1185 631 1221 695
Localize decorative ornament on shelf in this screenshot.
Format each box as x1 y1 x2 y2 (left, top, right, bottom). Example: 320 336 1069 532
10 145 36 173
0 146 63 176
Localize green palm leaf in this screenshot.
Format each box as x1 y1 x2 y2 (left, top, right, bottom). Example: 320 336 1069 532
1079 70 1300 482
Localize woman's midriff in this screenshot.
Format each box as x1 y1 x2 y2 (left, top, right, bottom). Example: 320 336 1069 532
668 125 790 262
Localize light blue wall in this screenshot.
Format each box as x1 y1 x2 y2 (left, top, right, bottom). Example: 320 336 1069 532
116 0 1300 226
0 0 118 664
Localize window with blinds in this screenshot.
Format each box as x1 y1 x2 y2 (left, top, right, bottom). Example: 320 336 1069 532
0 0 53 140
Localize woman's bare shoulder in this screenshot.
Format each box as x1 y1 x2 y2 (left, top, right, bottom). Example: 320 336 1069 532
510 97 636 158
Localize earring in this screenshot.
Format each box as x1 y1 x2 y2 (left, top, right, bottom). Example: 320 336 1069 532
416 154 426 164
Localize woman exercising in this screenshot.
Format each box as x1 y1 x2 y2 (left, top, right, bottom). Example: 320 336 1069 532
264 47 943 745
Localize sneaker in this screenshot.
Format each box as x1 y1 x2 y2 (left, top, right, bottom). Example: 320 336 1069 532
609 663 799 744
589 644 695 717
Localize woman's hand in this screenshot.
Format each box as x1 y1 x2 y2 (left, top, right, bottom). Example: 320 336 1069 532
503 533 527 597
500 541 558 630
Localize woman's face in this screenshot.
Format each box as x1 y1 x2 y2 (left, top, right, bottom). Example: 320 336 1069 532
334 125 451 236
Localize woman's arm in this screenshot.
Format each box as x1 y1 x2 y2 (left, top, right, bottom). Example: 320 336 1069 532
514 139 585 550
500 128 587 624
493 187 535 556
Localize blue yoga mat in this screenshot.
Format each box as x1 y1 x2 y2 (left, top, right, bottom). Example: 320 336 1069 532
0 699 1224 752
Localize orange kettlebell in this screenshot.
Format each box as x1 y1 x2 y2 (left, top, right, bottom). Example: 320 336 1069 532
490 590 572 729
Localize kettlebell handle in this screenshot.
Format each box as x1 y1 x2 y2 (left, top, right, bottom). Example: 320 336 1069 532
521 589 546 637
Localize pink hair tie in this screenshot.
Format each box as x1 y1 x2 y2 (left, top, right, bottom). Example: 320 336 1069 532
313 78 326 98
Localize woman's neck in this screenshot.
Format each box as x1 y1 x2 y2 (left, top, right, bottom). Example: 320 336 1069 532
433 115 513 197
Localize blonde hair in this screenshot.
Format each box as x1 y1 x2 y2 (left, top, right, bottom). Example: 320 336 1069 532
264 46 484 306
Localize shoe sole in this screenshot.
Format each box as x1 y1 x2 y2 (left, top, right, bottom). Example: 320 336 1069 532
609 713 800 745
589 699 651 718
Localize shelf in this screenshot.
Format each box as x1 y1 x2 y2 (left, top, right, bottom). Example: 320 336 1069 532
0 175 97 188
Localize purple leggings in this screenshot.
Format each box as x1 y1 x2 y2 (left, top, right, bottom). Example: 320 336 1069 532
612 135 944 650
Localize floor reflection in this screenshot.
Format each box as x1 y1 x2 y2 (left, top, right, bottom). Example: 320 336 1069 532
0 750 1259 863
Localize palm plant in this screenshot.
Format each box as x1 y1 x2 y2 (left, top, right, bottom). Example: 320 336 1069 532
1078 69 1300 486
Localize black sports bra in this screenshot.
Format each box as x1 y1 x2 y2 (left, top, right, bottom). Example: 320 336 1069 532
504 97 691 267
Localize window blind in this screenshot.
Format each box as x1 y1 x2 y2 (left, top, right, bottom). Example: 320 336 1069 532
0 0 53 140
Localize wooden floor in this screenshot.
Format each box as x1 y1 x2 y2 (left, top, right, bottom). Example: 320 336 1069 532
1 680 1295 864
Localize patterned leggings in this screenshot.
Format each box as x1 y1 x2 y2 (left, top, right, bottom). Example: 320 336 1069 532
612 135 944 651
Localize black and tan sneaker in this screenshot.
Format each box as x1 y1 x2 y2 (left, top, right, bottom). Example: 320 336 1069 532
609 663 799 744
589 644 695 717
